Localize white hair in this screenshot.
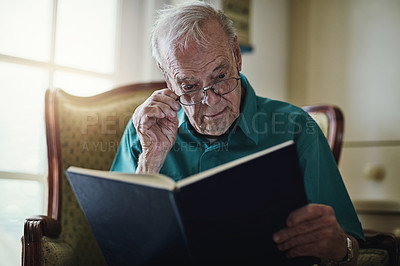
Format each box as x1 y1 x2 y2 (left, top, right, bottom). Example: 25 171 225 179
151 1 236 68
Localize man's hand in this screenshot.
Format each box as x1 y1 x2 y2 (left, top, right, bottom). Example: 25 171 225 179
132 89 180 174
273 204 357 264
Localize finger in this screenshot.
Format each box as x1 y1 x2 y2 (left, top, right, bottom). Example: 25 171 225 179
133 113 163 135
276 231 319 253
275 217 337 251
273 215 327 244
134 100 177 128
136 105 179 136
156 88 178 99
135 106 166 129
147 101 178 119
134 89 179 123
160 116 179 141
151 89 180 111
285 242 322 259
283 233 344 259
286 204 335 227
143 95 179 119
275 218 345 259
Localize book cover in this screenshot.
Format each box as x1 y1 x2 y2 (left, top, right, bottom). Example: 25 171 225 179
66 140 319 265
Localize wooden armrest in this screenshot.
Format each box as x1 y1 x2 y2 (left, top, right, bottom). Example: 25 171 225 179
23 215 61 266
24 215 61 241
361 229 400 266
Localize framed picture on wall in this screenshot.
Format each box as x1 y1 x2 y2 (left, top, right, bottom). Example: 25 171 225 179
223 0 253 53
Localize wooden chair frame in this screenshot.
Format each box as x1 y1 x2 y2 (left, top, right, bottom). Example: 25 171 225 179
362 230 400 266
302 104 344 164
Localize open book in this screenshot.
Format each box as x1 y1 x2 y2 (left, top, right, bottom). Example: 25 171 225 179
66 140 319 265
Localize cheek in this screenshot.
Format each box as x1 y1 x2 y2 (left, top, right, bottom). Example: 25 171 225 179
182 106 201 123
231 97 240 113
227 90 242 114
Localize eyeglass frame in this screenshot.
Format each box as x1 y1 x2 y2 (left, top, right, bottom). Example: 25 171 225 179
176 50 241 106
177 77 241 106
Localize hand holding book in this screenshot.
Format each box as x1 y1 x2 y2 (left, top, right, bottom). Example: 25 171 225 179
274 204 356 263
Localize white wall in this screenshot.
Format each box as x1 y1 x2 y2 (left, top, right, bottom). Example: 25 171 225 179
287 0 400 206
345 0 400 142
289 0 400 142
340 0 400 206
242 0 289 100
115 0 164 87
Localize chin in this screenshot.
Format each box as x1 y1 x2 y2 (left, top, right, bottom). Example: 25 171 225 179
195 122 231 136
203 129 228 137
192 112 239 137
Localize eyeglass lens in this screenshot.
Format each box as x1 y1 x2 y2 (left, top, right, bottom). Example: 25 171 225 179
179 78 239 106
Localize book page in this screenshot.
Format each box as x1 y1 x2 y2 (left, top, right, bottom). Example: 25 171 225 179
67 166 177 191
176 140 294 189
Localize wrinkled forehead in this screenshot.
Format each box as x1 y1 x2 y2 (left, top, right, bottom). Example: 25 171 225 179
158 20 231 68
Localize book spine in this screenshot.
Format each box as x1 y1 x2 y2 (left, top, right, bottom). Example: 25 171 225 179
169 191 192 258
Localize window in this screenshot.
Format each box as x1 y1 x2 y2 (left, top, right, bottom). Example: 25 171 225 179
0 0 120 264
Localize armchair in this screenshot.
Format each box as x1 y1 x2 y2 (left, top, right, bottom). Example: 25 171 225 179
23 93 398 265
22 82 166 265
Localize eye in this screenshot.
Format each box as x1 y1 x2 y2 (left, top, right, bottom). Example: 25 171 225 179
183 84 198 91
217 74 226 79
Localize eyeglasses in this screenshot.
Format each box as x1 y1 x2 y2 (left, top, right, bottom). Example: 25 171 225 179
177 77 240 106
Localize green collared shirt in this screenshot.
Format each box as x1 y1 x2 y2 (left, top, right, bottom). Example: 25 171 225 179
111 74 364 241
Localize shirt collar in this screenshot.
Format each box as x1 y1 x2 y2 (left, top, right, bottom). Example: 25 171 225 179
235 73 259 145
177 73 259 144
178 107 188 127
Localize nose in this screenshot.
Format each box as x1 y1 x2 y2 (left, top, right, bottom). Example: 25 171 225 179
202 88 221 105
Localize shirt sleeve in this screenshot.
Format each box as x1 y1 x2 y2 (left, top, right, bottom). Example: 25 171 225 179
295 113 365 242
110 119 140 173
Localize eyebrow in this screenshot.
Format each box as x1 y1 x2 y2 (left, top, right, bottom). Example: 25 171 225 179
176 60 230 83
176 76 199 83
211 62 228 74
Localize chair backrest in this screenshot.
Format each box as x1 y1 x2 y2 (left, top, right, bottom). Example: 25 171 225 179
45 82 166 264
301 105 344 164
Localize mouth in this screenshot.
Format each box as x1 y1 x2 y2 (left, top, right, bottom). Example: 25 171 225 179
204 107 228 119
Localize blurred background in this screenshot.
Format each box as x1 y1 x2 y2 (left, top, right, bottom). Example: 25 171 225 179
0 0 399 265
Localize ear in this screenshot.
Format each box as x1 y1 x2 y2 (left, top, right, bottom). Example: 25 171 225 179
157 62 163 71
157 62 174 91
157 62 169 84
233 35 242 72
157 62 167 77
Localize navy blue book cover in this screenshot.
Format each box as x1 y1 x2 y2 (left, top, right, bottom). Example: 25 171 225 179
66 141 319 265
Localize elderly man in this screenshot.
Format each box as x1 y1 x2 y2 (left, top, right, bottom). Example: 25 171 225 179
112 1 364 264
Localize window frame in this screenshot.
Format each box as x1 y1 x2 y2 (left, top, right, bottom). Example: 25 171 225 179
0 0 122 215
